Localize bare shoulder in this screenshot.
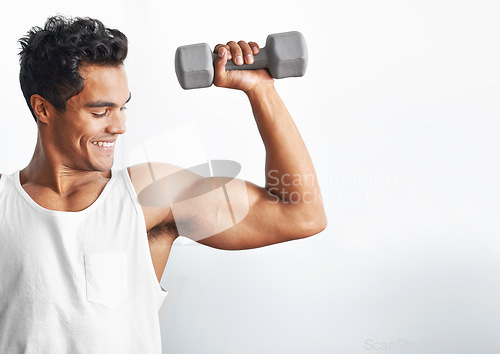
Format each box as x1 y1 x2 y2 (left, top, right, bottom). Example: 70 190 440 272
127 162 184 194
127 162 206 201
126 162 202 231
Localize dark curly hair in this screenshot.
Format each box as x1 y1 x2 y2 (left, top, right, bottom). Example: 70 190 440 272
18 15 128 122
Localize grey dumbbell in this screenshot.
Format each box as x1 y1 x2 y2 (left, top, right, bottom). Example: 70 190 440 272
175 31 308 90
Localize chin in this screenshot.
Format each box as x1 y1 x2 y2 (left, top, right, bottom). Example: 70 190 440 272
91 158 114 172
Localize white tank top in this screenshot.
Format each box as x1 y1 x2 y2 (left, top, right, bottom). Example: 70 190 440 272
0 169 168 353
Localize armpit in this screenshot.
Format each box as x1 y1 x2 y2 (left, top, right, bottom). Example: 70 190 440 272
147 218 179 244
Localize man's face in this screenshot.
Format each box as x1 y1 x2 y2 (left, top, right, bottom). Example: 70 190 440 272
50 64 130 172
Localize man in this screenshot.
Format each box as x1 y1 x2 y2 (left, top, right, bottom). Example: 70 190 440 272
0 15 326 353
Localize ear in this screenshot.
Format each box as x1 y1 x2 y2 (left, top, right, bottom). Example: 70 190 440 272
30 94 53 124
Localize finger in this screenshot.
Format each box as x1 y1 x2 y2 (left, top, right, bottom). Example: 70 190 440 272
226 41 243 65
238 41 254 65
248 41 260 55
214 44 232 60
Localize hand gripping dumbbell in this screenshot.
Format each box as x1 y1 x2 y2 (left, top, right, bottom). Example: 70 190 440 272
175 31 308 90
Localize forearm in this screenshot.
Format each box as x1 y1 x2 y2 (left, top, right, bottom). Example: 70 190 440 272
245 83 326 229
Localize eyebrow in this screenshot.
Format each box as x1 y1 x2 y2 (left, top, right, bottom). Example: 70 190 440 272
85 92 132 108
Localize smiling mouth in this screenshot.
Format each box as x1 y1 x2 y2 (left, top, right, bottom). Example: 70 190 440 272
92 141 115 148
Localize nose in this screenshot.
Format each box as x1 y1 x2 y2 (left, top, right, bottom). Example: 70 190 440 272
106 109 127 135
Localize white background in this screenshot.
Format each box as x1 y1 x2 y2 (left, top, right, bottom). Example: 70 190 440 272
1 1 499 353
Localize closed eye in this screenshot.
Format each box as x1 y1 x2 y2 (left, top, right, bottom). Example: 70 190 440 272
92 111 108 118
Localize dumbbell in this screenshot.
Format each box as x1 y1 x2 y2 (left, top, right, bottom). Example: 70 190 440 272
175 31 308 90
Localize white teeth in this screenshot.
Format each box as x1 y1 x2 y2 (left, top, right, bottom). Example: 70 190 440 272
92 141 115 147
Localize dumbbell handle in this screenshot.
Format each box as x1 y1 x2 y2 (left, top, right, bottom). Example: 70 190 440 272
213 49 269 71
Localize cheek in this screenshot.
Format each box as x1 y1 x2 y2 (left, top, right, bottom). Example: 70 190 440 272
53 127 91 152
54 125 75 149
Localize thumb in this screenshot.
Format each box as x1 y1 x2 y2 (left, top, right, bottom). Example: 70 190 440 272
213 47 229 87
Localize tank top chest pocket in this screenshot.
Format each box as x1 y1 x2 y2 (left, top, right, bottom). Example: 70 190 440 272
84 252 128 307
